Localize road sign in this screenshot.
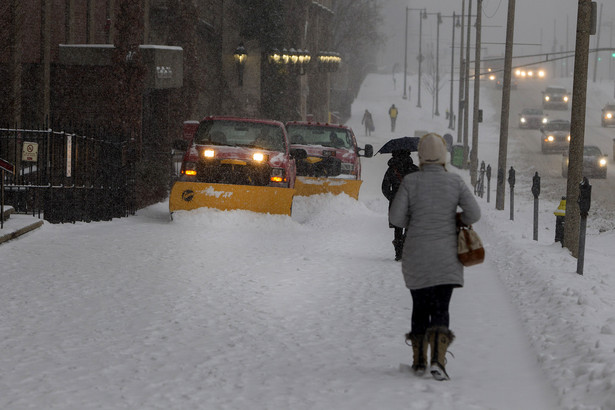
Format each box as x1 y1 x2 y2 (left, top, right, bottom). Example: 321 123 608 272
0 158 14 174
22 141 39 162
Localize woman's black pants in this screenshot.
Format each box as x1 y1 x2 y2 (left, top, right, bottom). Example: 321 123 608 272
410 284 454 334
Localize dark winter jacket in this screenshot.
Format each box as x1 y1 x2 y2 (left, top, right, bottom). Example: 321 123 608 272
381 156 419 203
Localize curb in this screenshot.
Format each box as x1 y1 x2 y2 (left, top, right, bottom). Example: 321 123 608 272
0 219 44 245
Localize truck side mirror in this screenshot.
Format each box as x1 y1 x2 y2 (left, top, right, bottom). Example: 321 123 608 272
361 144 374 158
290 148 307 160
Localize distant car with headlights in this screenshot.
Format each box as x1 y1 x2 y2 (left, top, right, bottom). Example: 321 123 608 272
514 67 547 80
285 121 373 199
562 145 608 179
518 108 548 129
540 119 570 154
601 103 615 127
542 86 570 110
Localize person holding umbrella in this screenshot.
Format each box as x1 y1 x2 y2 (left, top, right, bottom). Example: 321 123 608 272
381 148 419 261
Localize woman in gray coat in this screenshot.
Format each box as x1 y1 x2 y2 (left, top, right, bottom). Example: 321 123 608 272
389 133 481 381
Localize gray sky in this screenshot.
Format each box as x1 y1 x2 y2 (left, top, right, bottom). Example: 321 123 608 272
378 0 615 73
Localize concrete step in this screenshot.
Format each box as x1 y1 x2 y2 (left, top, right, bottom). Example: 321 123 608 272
2 205 14 222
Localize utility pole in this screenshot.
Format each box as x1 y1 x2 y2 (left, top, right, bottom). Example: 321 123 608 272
418 9 426 108
463 0 472 168
564 0 593 257
592 2 602 82
457 0 466 141
495 0 516 211
470 0 482 188
435 12 442 116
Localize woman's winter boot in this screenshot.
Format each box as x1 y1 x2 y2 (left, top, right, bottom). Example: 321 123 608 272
405 332 427 376
426 326 455 381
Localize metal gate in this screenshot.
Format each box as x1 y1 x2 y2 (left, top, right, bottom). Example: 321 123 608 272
1 126 136 223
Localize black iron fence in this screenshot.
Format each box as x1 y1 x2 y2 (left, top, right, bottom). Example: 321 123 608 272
1 126 136 223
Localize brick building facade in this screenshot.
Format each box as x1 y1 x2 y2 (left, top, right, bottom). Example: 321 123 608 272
1 0 338 141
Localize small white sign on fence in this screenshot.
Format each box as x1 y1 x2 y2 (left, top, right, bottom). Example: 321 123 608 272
22 142 39 162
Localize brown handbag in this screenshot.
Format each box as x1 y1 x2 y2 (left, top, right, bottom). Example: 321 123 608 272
457 225 485 266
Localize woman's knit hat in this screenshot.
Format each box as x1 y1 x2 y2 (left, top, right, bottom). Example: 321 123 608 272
418 133 448 166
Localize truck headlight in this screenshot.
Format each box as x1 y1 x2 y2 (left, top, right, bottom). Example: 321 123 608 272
599 158 607 167
203 149 215 158
253 152 266 162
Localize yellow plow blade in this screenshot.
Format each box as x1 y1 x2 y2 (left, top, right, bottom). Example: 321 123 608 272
294 177 363 200
169 181 295 215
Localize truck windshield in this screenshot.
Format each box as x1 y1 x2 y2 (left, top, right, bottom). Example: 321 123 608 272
194 120 286 152
286 125 353 149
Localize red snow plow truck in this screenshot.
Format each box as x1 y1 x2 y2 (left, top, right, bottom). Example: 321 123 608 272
169 116 306 215
285 121 373 199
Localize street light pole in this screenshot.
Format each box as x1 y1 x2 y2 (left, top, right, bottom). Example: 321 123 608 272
457 0 466 142
435 12 442 116
403 8 409 99
463 0 472 167
449 12 458 130
418 9 426 108
470 0 483 187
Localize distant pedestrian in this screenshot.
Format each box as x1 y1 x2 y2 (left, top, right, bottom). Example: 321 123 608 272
361 109 374 136
389 133 481 381
381 149 418 261
389 104 398 132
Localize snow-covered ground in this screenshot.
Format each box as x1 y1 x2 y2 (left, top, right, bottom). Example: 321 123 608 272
1 72 615 410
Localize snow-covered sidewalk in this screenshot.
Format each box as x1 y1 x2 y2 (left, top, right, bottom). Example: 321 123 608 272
2 72 615 410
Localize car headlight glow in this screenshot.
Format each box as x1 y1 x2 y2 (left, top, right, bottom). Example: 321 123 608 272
538 70 545 78
542 118 548 124
545 96 550 101
489 74 496 81
203 149 215 158
547 135 555 142
567 135 571 142
563 96 569 102
599 158 607 167
253 152 265 162
520 117 526 123
528 70 534 77
607 113 613 119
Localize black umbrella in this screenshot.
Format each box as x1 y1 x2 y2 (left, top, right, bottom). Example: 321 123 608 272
377 136 420 154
